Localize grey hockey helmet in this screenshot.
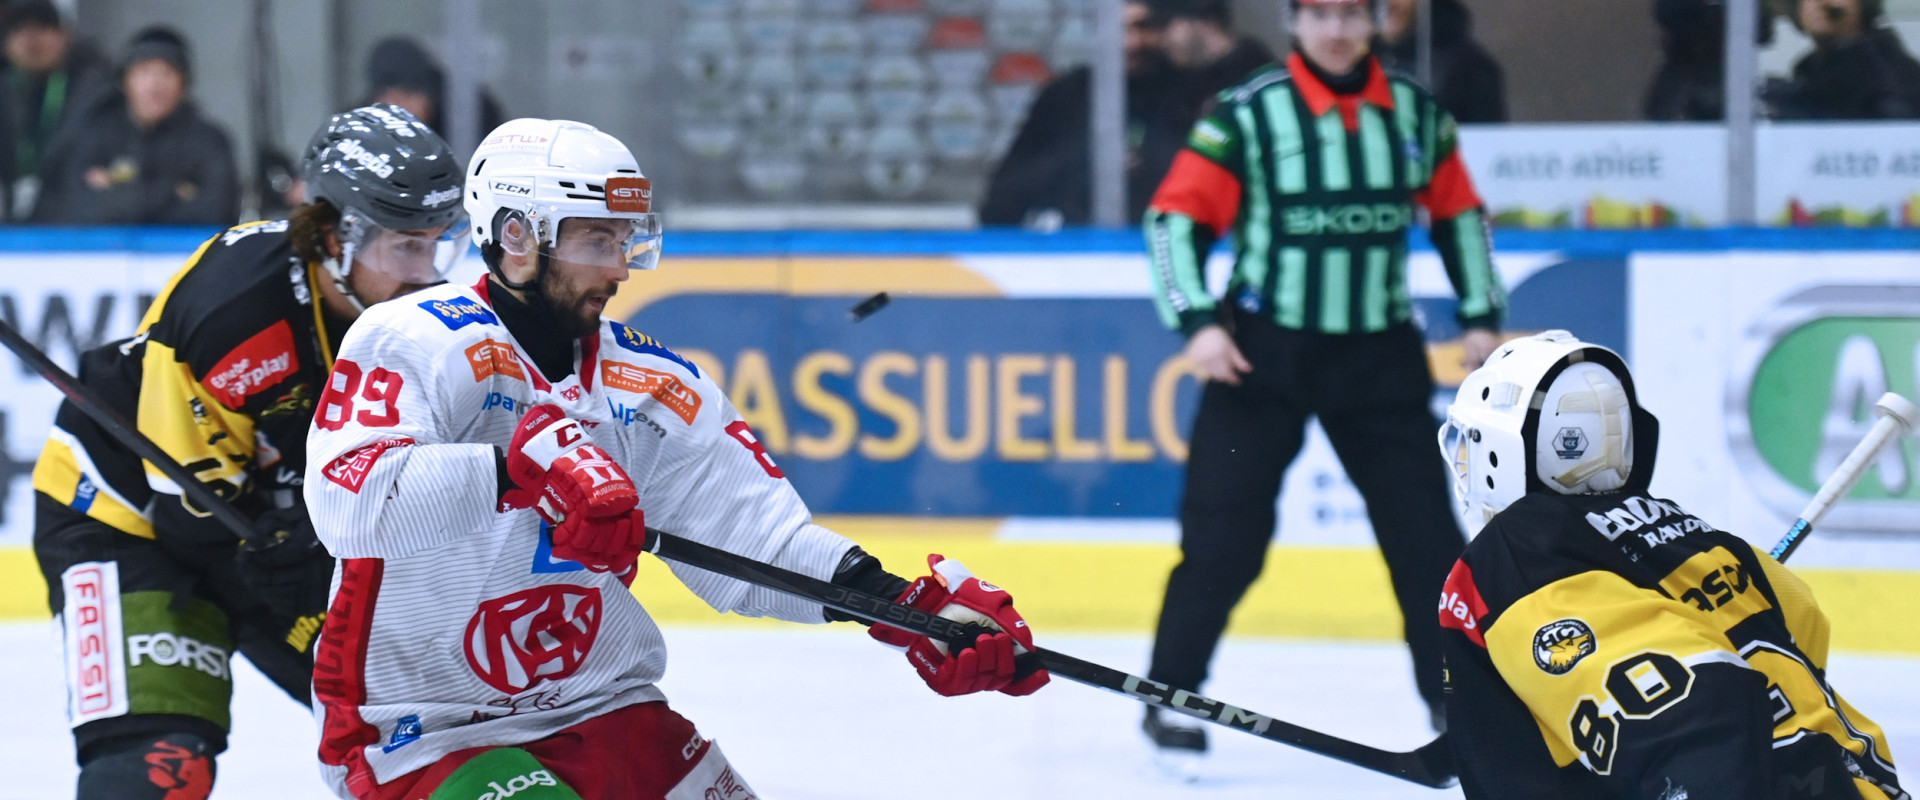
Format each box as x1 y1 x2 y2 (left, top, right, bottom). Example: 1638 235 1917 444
302 104 470 306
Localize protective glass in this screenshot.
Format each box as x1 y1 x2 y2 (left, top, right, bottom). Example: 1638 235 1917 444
1436 416 1473 511
545 215 665 271
339 208 472 284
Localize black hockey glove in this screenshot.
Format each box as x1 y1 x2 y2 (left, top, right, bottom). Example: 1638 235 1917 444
236 507 336 653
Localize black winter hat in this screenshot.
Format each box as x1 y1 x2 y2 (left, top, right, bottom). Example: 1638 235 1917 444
122 25 191 82
365 37 444 98
4 0 62 34
1166 0 1232 26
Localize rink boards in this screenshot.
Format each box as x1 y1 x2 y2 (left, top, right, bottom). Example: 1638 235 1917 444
0 228 1916 652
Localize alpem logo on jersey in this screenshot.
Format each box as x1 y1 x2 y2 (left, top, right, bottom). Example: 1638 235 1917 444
419 296 500 330
1533 618 1597 675
464 584 603 694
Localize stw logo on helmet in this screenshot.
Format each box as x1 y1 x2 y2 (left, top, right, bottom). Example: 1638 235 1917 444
464 585 604 694
605 176 652 213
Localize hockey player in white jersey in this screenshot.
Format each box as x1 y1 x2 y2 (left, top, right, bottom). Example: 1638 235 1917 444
303 118 1050 800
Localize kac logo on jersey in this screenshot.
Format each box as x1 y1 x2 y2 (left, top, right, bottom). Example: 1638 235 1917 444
464 585 603 694
1532 618 1596 675
419 296 500 330
609 322 701 378
381 714 422 753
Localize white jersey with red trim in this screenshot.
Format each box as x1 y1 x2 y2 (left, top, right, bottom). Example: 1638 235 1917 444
303 280 856 798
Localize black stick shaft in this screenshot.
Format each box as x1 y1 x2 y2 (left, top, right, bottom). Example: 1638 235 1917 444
643 527 1455 788
0 319 262 543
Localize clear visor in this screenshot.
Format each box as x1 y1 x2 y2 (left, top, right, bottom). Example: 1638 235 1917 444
544 215 664 272
1437 416 1472 510
339 208 472 284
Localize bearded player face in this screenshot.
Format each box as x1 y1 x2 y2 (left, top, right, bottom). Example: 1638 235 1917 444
537 217 633 338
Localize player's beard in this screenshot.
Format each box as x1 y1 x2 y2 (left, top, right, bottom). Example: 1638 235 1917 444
533 264 613 339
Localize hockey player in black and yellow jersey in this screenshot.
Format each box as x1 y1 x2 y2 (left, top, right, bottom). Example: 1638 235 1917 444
1436 331 1905 800
28 104 467 800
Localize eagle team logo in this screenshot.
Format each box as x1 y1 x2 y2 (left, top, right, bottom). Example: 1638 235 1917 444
464 585 603 694
1533 618 1596 675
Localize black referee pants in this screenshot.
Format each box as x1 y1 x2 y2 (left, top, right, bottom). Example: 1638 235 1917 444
1147 312 1465 711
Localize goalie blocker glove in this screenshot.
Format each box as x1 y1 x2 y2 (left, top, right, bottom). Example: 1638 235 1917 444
502 403 648 573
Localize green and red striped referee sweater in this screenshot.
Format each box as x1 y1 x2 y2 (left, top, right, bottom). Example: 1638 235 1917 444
1145 53 1506 337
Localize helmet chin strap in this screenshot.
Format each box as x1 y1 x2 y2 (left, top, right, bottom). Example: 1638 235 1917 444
487 212 543 292
323 245 368 314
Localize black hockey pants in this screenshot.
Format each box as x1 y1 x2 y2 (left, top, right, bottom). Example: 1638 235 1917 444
1146 312 1466 711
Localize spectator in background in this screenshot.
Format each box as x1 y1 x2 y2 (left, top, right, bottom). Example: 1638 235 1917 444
1161 0 1275 120
0 0 109 219
978 0 1189 227
1645 0 1774 121
1764 0 1920 119
361 36 505 139
1376 0 1506 122
31 26 237 225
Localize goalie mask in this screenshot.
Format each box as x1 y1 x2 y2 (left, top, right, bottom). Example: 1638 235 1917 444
1438 330 1643 533
465 117 664 290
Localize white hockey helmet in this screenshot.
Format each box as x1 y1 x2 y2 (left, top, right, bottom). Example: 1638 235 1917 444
464 118 663 285
1438 330 1639 533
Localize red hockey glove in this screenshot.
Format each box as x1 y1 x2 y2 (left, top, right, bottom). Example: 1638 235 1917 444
502 404 646 573
870 554 1050 697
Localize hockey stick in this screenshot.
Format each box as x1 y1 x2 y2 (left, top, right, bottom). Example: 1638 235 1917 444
1770 392 1919 562
0 318 266 543
639 527 1458 788
0 315 1450 784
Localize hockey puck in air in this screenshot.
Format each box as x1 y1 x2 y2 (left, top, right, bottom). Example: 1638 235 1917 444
849 292 890 322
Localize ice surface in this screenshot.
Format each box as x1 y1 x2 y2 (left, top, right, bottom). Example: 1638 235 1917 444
2 621 1916 799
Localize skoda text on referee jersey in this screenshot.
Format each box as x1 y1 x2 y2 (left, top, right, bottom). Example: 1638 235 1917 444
128 633 229 679
473 769 558 800
1282 203 1413 236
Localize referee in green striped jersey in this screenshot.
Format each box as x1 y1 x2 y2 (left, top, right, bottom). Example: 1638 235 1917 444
1139 0 1506 766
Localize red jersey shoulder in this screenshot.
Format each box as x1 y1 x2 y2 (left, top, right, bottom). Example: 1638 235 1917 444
1439 559 1491 647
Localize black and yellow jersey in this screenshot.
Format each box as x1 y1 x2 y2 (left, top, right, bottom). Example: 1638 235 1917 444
1440 490 1905 800
31 219 345 544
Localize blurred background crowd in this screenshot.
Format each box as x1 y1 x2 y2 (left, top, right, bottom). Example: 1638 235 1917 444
0 0 1916 228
